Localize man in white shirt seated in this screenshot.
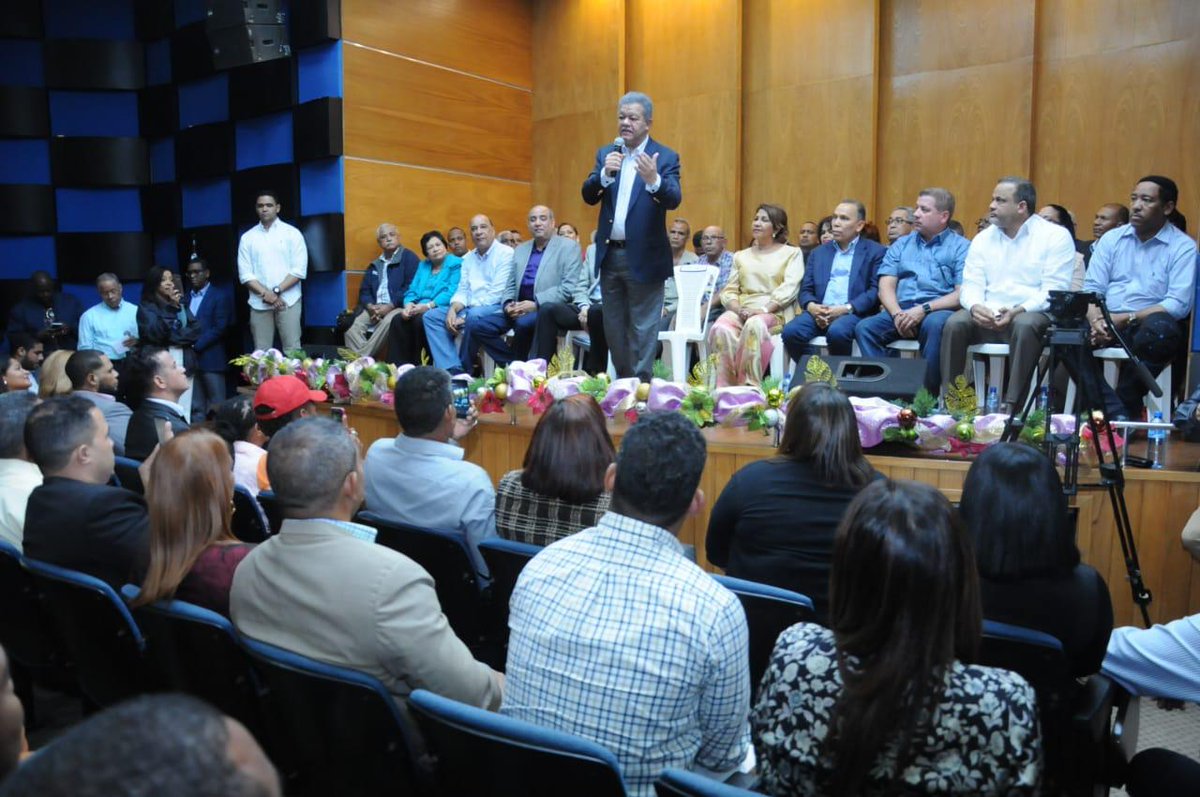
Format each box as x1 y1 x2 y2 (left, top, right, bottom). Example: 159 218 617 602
0 393 41 551
362 366 494 581
941 176 1076 413
66 350 133 456
236 190 308 353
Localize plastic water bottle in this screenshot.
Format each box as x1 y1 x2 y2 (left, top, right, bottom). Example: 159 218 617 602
1037 385 1049 413
1148 411 1167 470
985 386 999 415
781 372 792 394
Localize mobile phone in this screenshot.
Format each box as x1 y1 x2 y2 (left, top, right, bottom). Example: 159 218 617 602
452 387 471 419
330 406 347 425
155 419 171 443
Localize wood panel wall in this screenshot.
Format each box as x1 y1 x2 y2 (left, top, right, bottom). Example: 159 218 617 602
341 0 534 306
532 0 1200 251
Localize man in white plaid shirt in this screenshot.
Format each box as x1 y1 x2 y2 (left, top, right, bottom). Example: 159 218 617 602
502 412 752 796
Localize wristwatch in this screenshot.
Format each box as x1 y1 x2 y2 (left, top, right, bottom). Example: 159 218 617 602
272 286 282 295
921 302 932 314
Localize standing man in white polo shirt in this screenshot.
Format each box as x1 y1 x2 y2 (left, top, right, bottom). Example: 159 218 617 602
237 190 308 352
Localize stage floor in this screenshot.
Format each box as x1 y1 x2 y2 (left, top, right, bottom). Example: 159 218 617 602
343 400 1200 627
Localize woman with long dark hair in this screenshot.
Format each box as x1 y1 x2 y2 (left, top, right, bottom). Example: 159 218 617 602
137 266 200 413
960 442 1112 676
706 382 877 622
753 479 1042 795
132 429 253 616
495 394 615 546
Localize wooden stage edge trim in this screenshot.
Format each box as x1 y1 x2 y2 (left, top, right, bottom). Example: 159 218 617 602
341 401 1200 627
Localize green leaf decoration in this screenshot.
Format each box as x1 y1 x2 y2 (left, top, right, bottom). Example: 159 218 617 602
285 348 308 359
652 359 672 380
804 356 836 387
909 387 938 418
419 348 431 366
580 375 609 401
760 375 782 393
467 377 487 395
337 347 360 362
944 375 978 421
679 387 715 427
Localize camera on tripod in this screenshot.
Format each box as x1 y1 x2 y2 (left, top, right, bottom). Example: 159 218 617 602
1047 290 1100 325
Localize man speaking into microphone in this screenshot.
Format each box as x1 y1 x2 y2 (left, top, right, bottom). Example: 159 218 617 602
582 91 682 381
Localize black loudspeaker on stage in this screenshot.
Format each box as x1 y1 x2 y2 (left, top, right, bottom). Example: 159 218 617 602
791 355 926 402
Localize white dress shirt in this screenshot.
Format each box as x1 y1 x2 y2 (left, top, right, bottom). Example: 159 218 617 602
599 136 662 241
0 458 43 551
450 241 515 309
237 219 308 310
960 213 1075 314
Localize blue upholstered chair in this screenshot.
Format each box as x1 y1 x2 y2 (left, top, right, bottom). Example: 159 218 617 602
711 574 814 688
478 536 541 665
655 768 764 796
112 455 144 494
232 484 271 542
409 688 629 796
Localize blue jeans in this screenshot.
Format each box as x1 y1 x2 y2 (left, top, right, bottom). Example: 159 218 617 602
781 311 860 359
855 306 953 393
423 304 504 373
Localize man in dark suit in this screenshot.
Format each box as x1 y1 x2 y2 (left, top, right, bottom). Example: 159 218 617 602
582 91 682 381
781 200 887 359
183 258 233 420
124 347 191 460
5 271 84 354
343 223 421 358
22 395 149 588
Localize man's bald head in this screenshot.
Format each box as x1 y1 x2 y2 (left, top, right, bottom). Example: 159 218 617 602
701 226 727 259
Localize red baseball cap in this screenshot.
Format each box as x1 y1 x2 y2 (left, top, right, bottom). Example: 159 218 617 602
254 375 328 421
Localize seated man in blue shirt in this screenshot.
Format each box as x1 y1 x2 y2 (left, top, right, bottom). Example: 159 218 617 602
855 188 970 394
77 273 140 383
423 215 515 375
1083 175 1197 418
362 366 494 581
781 200 886 358
503 412 752 797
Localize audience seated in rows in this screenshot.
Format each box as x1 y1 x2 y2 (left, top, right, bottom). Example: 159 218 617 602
941 176 1076 414
250 375 325 493
495 394 613 546
210 394 268 496
706 383 879 624
343 223 421 359
22 395 148 588
385 230 462 367
707 204 803 387
504 412 752 797
1083 175 1196 418
0 694 279 797
0 394 40 551
752 479 1041 796
783 199 887 359
885 205 915 243
960 443 1113 677
0 645 27 784
506 205 588 363
854 188 968 394
363 366 495 580
231 417 503 708
123 347 192 461
66 350 131 456
423 214 515 376
76 273 139 377
35 350 72 399
132 429 254 618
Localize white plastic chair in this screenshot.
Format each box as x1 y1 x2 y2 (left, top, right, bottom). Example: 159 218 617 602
887 339 921 357
968 343 1053 410
563 329 616 377
659 265 718 381
1094 348 1172 417
768 334 826 380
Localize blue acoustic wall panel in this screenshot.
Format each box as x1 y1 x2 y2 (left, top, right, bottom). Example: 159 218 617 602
181 177 231 228
49 91 140 136
297 40 342 102
0 40 44 86
154 234 178 268
56 188 143 232
149 136 175 183
303 271 346 323
299 157 342 216
145 38 172 86
43 0 136 40
235 111 293 170
0 140 51 183
173 0 206 27
178 73 228 129
0 237 56 277
60 282 101 311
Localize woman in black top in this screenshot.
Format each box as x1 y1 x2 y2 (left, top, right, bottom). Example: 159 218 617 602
137 266 201 373
959 442 1113 677
706 382 878 622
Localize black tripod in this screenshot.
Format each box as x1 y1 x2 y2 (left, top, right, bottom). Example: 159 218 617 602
999 292 1156 626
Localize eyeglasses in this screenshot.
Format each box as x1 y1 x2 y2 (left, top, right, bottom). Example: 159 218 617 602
700 235 725 241
885 217 912 225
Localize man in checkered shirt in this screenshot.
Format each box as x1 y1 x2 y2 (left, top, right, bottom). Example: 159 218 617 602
501 412 752 796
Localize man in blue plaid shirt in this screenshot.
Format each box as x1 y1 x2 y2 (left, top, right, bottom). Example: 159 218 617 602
502 412 753 796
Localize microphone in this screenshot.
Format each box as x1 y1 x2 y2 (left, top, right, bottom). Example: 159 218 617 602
606 137 623 176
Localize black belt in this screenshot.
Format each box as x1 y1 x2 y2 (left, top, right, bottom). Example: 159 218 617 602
607 239 627 248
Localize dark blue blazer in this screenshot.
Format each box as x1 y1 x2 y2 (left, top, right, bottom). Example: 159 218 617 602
187 284 233 373
358 248 420 308
582 137 682 284
798 238 887 316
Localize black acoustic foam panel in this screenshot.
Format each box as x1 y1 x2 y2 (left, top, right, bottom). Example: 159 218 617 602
52 138 150 187
176 122 235 181
57 233 153 282
0 86 49 137
0 185 56 235
293 97 342 161
44 40 146 90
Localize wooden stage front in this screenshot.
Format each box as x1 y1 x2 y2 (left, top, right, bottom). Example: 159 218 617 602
342 400 1200 627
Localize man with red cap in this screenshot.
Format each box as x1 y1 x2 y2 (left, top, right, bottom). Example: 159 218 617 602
252 375 326 492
